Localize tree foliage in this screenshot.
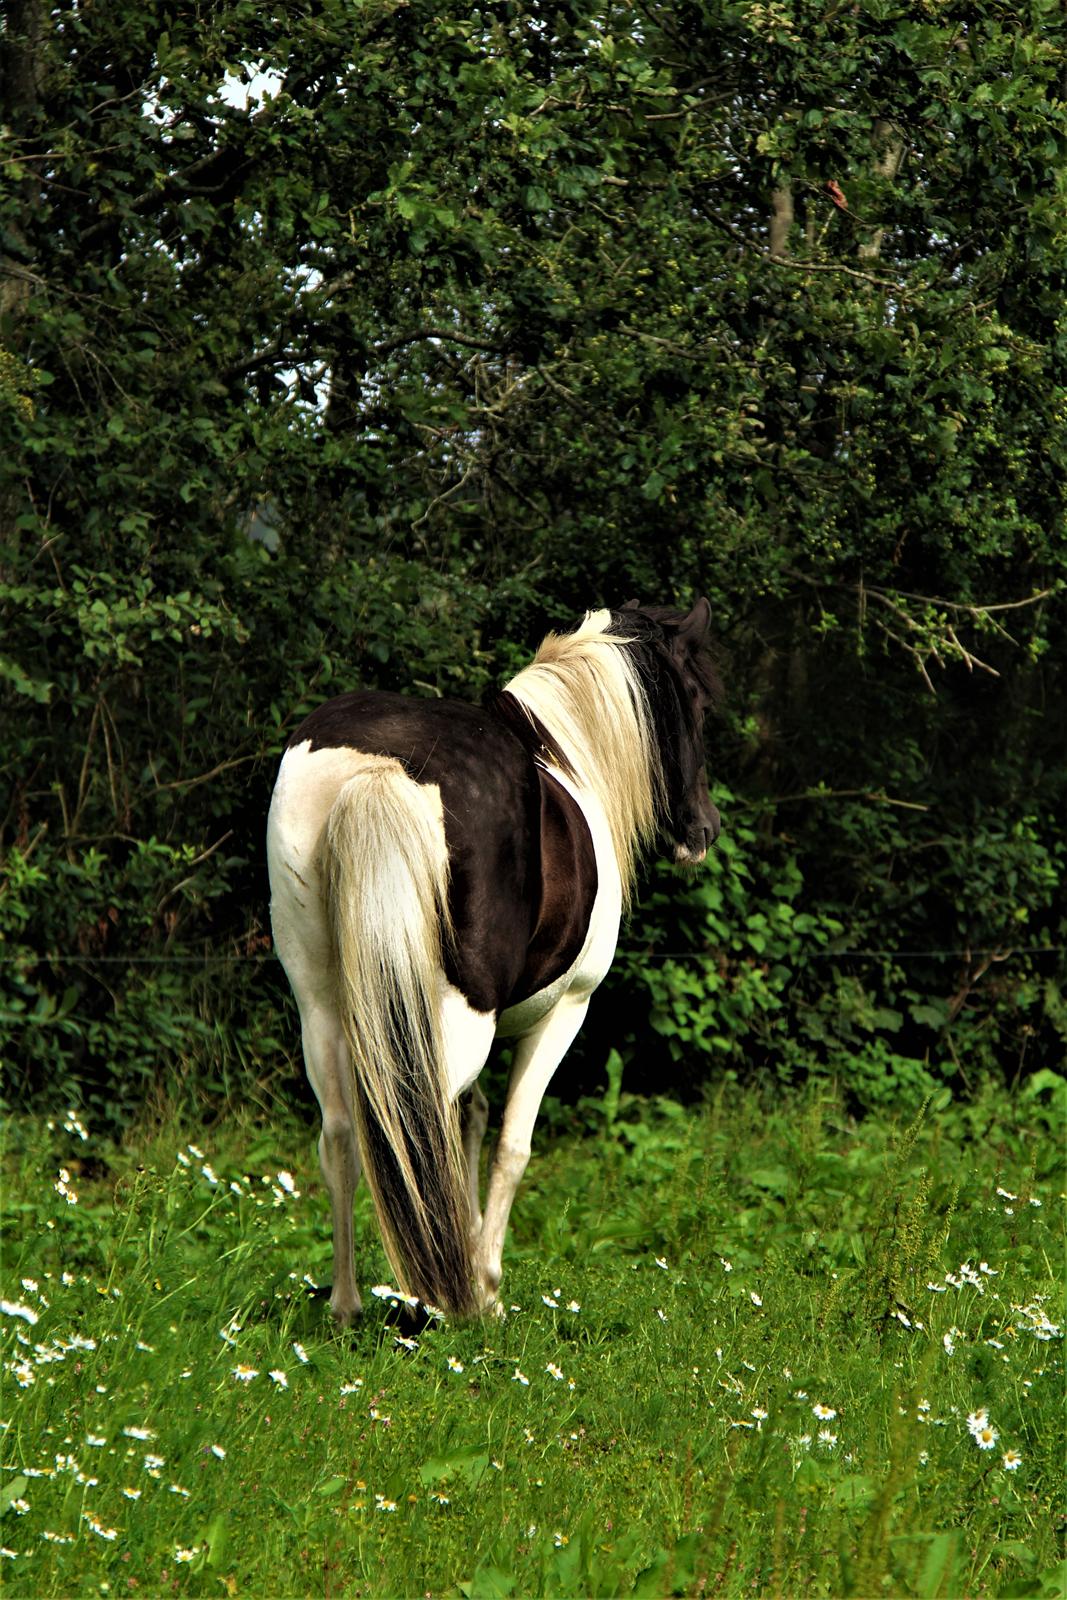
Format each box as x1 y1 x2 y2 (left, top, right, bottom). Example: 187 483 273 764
2 0 1064 1118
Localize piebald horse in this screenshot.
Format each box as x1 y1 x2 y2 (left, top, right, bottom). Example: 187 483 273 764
266 601 720 1320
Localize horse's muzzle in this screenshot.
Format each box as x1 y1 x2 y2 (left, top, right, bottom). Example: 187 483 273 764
674 805 720 864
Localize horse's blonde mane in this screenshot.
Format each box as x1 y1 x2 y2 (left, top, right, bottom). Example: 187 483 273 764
505 609 664 906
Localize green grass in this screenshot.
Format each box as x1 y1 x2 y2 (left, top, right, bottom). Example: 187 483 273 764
2 1074 1064 1599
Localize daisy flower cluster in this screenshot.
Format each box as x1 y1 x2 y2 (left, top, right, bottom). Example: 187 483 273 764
965 1408 1023 1472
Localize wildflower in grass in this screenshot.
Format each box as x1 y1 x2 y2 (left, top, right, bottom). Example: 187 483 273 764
995 1186 1016 1200
567 1300 580 1313
229 1181 244 1196
369 1408 391 1424
974 1423 998 1450
966 1409 989 1436
201 1163 219 1186
812 1403 836 1420
554 1532 569 1547
232 1364 259 1382
375 1495 397 1512
656 1307 668 1322
979 1262 997 1275
42 1531 74 1544
918 1450 929 1465
546 1363 564 1381
793 1390 808 1400
122 1426 155 1441
340 1379 363 1395
268 1369 288 1388
86 1435 106 1448
0 1549 16 1560
752 1407 768 1424
513 1368 529 1386
394 1334 418 1351
210 1444 226 1459
985 1338 1004 1349
817 1430 838 1448
655 1257 668 1270
292 1342 310 1363
1028 1196 1041 1207
176 1151 191 1168
82 1514 118 1541
20 1278 38 1294
926 1282 948 1293
63 1110 89 1141
430 1490 450 1505
175 1547 199 1562
943 1331 956 1355
749 1291 762 1307
542 1294 559 1308
447 1356 464 1373
10 1363 34 1388
144 1454 165 1476
121 1488 141 1501
9 1500 29 1516
276 1171 298 1195
55 1169 78 1205
720 1258 732 1272
168 1484 190 1498
892 1309 911 1327
1002 1449 1022 1471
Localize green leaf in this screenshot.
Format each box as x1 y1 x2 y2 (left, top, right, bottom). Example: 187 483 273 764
0 1477 28 1516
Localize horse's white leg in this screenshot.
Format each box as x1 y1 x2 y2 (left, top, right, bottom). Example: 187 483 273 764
461 1083 490 1237
474 993 590 1310
300 1002 363 1325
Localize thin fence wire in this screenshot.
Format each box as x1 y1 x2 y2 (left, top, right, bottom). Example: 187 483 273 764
0 946 1062 966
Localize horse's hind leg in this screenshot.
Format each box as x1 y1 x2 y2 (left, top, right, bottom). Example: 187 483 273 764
461 1083 490 1237
301 1001 363 1325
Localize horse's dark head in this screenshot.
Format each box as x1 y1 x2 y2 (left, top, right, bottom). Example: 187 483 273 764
613 598 722 864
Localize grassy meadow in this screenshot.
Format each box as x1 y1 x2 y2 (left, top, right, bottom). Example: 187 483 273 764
1 1074 1064 1599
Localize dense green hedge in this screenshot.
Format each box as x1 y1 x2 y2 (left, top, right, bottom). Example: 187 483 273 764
2 0 1064 1123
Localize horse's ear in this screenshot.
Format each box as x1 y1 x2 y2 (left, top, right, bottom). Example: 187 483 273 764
674 596 711 647
618 598 641 611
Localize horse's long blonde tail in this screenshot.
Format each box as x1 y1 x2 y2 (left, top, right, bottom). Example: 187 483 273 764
321 757 474 1316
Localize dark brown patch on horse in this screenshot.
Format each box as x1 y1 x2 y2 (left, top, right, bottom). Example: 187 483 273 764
288 690 597 1014
510 768 598 1006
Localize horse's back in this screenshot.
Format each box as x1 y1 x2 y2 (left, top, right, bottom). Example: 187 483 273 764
269 689 600 1017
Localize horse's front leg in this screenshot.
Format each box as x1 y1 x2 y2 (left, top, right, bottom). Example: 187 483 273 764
474 994 590 1312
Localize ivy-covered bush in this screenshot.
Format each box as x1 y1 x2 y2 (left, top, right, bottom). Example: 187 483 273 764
2 0 1063 1121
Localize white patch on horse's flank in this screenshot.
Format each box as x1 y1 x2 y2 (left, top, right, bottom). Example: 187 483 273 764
267 740 447 990
497 765 623 1039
